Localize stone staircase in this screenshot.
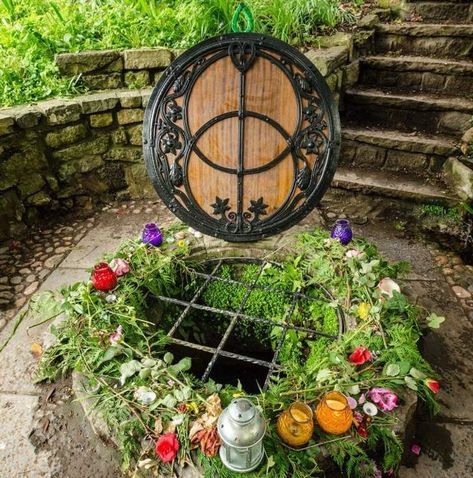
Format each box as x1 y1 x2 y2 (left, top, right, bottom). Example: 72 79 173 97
336 0 473 208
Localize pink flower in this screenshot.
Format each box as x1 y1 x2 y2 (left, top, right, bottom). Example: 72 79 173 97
368 387 398 412
425 379 440 394
109 258 130 277
167 379 175 387
411 443 421 456
109 325 123 345
374 465 383 478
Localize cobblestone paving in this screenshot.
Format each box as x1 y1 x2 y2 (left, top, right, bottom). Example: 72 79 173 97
0 199 170 332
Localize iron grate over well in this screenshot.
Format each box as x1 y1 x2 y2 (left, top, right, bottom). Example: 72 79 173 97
153 257 345 391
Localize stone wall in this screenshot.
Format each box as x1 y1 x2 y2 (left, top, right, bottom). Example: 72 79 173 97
444 128 473 202
0 39 361 241
56 47 178 90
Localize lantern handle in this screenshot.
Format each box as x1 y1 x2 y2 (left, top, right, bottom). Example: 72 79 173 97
231 2 254 33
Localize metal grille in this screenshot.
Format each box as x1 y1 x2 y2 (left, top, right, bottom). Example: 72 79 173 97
154 257 345 391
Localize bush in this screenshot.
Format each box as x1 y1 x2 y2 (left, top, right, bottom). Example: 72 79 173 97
0 0 361 107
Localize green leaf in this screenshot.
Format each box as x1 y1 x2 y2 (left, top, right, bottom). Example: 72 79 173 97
99 346 123 364
404 376 418 391
385 363 400 377
426 313 445 329
169 357 191 374
163 352 174 364
316 368 332 383
345 384 360 395
160 393 177 408
410 367 426 380
397 361 411 375
119 360 141 385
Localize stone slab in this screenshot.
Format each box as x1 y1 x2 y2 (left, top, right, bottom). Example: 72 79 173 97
0 392 53 477
400 423 473 478
59 224 142 269
38 267 89 293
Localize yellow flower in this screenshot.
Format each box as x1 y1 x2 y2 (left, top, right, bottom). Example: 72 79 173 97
188 402 199 414
358 302 370 320
177 239 186 248
232 392 244 398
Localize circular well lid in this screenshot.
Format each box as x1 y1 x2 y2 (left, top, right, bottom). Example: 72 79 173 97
144 33 340 242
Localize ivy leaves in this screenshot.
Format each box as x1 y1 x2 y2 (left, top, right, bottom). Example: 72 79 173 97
426 313 445 329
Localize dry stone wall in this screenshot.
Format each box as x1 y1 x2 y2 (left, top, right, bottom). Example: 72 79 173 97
0 41 359 241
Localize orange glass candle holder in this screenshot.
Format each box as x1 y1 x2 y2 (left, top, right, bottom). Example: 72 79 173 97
277 402 314 447
315 392 353 435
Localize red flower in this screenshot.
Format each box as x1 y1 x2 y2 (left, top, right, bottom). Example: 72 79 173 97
155 432 180 463
91 263 117 292
349 346 372 365
176 403 188 413
425 379 440 394
357 424 368 438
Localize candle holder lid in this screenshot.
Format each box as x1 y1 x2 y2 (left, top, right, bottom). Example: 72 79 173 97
218 398 265 447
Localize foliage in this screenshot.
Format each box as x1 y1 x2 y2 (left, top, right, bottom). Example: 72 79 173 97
34 226 441 477
0 0 363 107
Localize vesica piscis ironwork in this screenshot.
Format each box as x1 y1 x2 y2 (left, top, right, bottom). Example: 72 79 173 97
143 33 340 242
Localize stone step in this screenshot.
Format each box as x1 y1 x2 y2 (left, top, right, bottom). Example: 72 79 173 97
375 23 473 59
341 126 457 177
343 87 473 136
332 167 456 205
402 2 473 23
358 55 473 97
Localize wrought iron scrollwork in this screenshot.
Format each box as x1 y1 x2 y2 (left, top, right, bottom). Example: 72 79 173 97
143 33 340 242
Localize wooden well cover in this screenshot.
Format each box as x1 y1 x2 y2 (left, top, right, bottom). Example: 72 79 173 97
143 33 340 242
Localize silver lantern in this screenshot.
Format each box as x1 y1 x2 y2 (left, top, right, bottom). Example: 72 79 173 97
217 398 266 473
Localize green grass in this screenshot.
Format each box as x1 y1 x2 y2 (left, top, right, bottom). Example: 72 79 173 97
0 0 361 108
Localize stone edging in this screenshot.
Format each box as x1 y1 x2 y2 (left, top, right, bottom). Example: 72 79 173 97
1 36 364 242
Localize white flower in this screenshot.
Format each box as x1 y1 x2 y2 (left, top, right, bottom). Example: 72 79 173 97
134 386 157 405
346 249 363 258
378 278 401 298
363 402 378 416
105 294 117 303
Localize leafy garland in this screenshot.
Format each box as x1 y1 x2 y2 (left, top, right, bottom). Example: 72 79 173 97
33 224 441 477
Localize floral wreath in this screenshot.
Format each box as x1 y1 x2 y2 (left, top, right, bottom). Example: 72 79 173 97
34 221 441 478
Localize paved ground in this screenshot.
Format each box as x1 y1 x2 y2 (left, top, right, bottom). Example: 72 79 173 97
0 195 472 477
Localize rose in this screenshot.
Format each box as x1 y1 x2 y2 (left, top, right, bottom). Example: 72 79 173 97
368 387 398 412
155 432 180 463
349 346 372 365
109 258 130 277
425 379 440 394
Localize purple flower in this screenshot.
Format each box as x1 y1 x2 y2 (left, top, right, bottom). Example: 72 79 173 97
347 396 357 409
368 387 398 412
